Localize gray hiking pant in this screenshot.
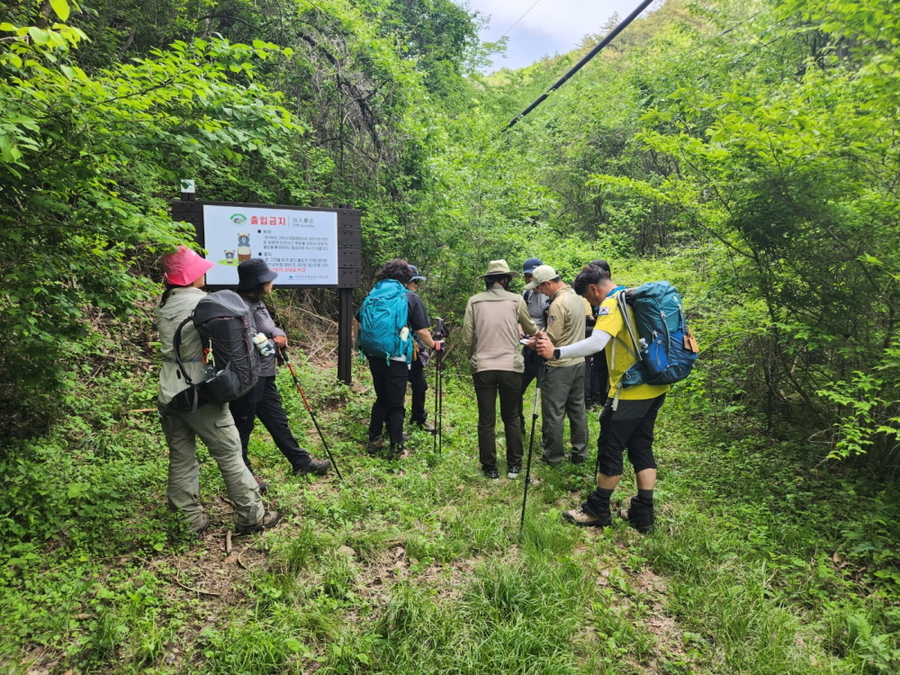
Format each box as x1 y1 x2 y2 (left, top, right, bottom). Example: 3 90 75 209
160 402 264 530
540 362 588 465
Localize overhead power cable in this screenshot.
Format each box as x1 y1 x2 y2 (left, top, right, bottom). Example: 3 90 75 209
503 0 656 132
500 0 543 41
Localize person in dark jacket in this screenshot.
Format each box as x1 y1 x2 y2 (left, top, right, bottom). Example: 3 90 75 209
405 264 436 433
519 257 551 432
229 258 330 488
585 259 612 408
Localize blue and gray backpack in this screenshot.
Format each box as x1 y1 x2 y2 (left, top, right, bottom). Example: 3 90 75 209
615 281 699 388
357 279 414 364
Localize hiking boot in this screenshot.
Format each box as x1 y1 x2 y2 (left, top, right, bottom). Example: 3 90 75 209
191 513 210 536
570 453 586 465
562 506 612 528
372 433 409 450
619 497 655 533
255 475 269 495
236 510 283 535
391 446 410 460
414 421 437 434
507 465 521 479
294 458 330 476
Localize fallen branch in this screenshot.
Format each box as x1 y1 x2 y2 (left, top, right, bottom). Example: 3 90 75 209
171 575 221 597
133 554 221 596
237 545 253 571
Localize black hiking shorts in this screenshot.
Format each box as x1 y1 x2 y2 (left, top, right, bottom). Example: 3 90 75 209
597 394 666 476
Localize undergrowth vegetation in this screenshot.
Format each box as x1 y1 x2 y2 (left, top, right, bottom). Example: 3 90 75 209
1 329 898 673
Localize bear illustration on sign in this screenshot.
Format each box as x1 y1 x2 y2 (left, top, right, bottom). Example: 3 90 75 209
237 233 251 262
224 250 235 262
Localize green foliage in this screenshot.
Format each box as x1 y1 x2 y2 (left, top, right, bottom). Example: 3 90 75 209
626 0 900 448
0 7 303 431
469 0 900 465
3 0 900 672
0 0 487 432
2 342 899 673
818 370 900 461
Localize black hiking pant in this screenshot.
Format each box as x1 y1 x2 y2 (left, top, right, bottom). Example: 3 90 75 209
230 376 314 474
475 370 524 472
596 394 665 477
408 356 428 425
367 356 409 448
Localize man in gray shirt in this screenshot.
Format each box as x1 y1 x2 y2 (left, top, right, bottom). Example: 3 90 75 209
519 258 550 429
526 264 589 466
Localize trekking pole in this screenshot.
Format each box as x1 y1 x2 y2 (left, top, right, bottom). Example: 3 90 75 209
518 380 541 540
433 318 445 455
278 347 343 481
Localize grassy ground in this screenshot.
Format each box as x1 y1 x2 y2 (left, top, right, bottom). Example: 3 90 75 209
1 355 898 674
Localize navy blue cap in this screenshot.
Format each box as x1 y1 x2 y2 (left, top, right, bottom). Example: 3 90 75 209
523 258 543 275
408 264 426 282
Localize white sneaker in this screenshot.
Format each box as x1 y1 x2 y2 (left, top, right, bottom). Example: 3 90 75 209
507 465 521 479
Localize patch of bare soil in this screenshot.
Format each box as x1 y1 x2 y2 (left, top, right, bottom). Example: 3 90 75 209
623 566 690 672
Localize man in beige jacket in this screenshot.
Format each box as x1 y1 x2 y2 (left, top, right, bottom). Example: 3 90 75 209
460 260 538 480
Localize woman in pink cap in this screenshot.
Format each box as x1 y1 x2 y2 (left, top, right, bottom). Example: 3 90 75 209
155 245 280 535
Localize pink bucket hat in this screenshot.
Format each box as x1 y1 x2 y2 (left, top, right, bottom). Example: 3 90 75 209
161 245 215 286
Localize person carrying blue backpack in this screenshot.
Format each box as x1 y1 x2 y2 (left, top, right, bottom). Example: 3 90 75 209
357 259 443 459
536 264 697 533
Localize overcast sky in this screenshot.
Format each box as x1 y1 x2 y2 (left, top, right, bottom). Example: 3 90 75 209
464 0 650 72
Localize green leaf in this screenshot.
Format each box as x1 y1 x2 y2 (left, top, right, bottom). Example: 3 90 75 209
1 52 22 68
66 482 90 499
50 0 70 22
27 27 50 46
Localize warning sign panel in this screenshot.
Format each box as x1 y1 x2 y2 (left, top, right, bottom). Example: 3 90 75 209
202 205 338 287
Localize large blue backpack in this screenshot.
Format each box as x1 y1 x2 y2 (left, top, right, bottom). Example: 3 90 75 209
615 281 698 388
357 279 414 364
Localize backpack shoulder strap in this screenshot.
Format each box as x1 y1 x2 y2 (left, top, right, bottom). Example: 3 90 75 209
615 290 642 361
172 315 196 385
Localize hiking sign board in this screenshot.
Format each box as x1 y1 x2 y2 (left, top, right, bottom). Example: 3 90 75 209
201 204 339 287
170 199 361 290
171 197 362 384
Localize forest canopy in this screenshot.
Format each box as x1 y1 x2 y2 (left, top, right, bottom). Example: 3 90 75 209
5 0 897 463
